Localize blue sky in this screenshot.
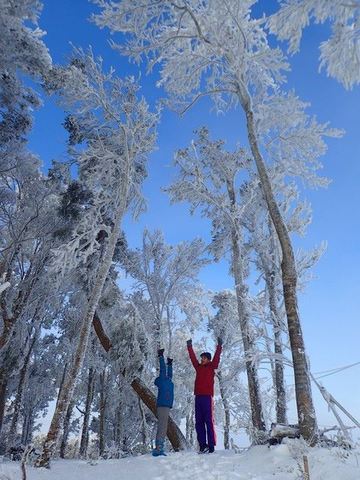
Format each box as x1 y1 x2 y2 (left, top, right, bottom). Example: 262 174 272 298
29 0 360 432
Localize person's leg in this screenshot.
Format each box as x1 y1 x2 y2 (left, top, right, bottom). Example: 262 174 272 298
195 396 207 451
153 407 170 456
156 406 170 441
203 396 216 452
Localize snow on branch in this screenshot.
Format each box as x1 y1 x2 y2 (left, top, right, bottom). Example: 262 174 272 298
267 0 360 89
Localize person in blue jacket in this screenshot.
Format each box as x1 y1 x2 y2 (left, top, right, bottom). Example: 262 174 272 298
152 348 174 457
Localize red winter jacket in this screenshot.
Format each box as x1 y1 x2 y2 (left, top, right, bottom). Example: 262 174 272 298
187 345 222 396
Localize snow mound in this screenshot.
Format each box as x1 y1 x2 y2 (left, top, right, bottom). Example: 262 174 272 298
0 444 359 480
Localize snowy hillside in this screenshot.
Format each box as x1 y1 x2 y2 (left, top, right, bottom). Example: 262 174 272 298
1 444 360 480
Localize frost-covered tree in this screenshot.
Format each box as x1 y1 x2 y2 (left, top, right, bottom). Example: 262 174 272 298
0 160 65 440
35 49 158 467
166 128 267 441
93 0 342 441
92 277 188 453
0 0 55 442
0 0 51 253
0 0 51 174
208 291 247 448
242 169 326 425
268 0 360 89
117 229 208 351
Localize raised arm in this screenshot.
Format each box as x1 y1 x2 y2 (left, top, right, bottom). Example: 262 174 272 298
167 358 173 380
158 350 166 378
187 339 198 370
211 341 223 370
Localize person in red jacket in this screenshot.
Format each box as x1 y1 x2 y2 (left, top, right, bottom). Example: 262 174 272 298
187 337 222 453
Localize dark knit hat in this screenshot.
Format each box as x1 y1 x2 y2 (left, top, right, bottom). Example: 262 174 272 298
200 352 212 361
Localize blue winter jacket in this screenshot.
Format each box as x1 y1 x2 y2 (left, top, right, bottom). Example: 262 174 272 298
154 356 174 408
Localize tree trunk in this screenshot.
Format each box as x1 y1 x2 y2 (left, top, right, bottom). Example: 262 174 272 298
92 312 187 451
217 372 231 449
0 373 8 438
185 405 194 446
21 408 35 445
36 194 128 468
0 343 19 436
114 402 123 454
226 179 266 440
237 84 317 443
79 367 95 458
266 272 287 425
138 396 149 449
60 401 74 459
7 341 34 448
99 369 107 457
262 217 287 425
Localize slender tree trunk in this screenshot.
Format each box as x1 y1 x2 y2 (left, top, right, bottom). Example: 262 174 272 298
0 247 19 351
0 342 19 436
227 179 266 440
60 401 74 459
266 273 287 425
92 312 188 451
35 192 128 468
256 230 287 425
99 369 107 457
21 408 35 445
7 342 34 448
185 404 194 446
260 217 287 424
21 413 30 446
237 84 317 442
114 402 123 454
217 371 231 449
138 396 149 449
79 367 95 458
0 373 8 438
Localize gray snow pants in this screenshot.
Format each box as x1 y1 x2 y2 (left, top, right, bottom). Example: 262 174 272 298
156 406 170 441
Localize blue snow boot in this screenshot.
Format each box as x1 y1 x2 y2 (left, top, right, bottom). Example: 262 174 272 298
152 438 166 457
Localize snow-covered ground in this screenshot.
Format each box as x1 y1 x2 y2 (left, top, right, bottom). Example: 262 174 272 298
1 443 359 480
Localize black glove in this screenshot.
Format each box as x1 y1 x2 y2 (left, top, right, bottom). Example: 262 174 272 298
167 357 173 365
217 337 223 346
186 339 192 347
158 348 165 357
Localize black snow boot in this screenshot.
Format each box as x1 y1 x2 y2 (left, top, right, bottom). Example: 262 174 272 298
198 444 209 454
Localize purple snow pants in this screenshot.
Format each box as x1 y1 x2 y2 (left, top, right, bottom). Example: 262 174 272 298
195 395 216 448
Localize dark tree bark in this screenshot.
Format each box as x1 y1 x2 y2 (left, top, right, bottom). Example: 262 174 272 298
60 401 74 459
0 374 8 438
114 402 123 453
7 340 34 448
21 403 36 446
79 367 95 458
